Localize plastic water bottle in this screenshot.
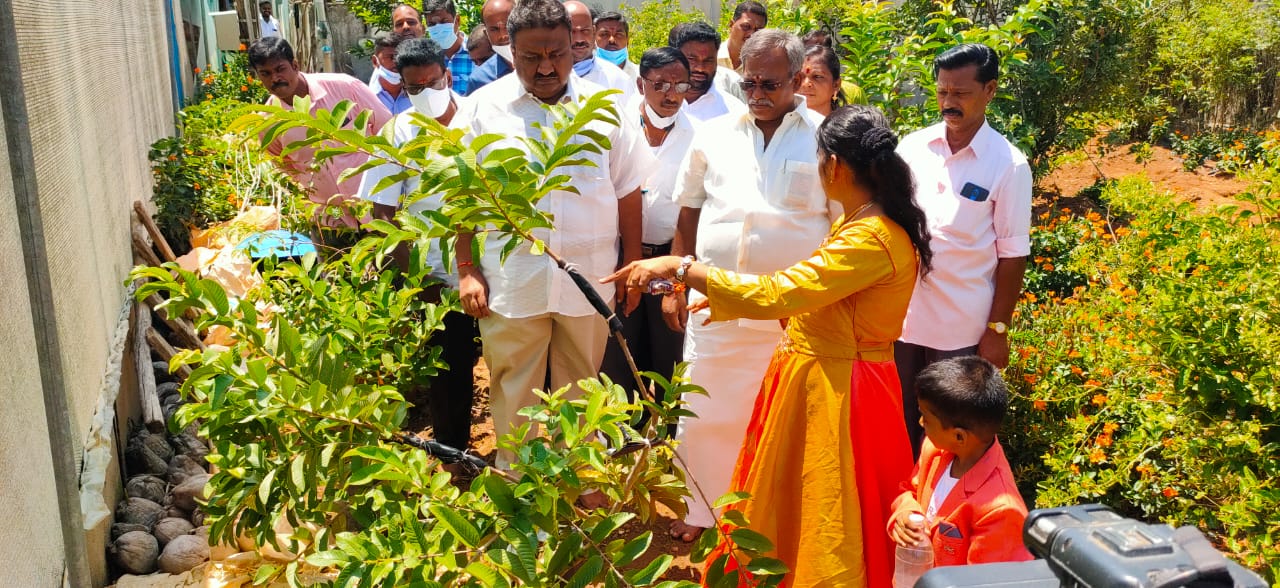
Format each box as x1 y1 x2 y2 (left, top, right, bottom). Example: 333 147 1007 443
893 513 934 588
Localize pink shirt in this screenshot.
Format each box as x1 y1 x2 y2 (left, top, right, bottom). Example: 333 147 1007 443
897 121 1032 350
267 73 393 227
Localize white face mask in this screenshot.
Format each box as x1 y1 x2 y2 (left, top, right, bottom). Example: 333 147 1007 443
376 65 401 85
644 101 678 129
493 43 513 64
410 87 452 118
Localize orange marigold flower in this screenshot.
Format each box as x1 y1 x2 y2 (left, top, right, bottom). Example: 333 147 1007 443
1095 434 1113 448
1068 350 1082 359
1098 367 1114 377
1086 379 1102 388
1033 400 1047 411
1146 392 1164 402
1071 366 1084 376
239 43 248 51
1162 487 1178 499
1023 374 1038 385
193 66 201 73
1091 393 1107 406
1103 422 1119 434
193 183 201 190
1135 463 1154 477
1089 448 1106 463
1070 464 1080 475
1043 263 1055 271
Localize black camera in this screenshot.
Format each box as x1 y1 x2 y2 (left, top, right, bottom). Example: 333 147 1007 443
916 504 1267 588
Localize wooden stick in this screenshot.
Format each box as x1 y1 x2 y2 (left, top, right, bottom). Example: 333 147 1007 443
144 293 207 351
133 301 166 432
131 225 164 268
146 328 194 380
134 201 178 263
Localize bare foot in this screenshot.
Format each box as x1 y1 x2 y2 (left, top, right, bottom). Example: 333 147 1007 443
668 520 706 543
577 490 610 510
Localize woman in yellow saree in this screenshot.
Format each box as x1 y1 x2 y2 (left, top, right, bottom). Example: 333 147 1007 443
604 105 933 587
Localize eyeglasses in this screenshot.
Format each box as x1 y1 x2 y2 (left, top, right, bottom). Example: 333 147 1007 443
738 79 786 93
641 78 691 94
404 77 449 95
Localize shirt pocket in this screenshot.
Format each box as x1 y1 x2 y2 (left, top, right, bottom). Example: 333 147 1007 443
935 187 993 246
778 159 826 214
933 533 971 567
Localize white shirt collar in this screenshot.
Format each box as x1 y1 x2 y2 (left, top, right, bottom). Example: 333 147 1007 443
510 73 581 107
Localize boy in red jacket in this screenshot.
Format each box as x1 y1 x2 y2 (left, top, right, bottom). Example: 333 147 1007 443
888 356 1033 566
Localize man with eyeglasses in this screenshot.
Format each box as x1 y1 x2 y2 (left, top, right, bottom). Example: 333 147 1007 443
665 29 829 543
355 37 478 463
600 46 698 433
593 11 638 81
564 1 636 105
467 0 515 93
667 21 745 123
457 0 654 469
248 36 392 230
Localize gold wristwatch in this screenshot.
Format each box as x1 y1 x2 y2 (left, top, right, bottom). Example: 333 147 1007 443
987 321 1008 334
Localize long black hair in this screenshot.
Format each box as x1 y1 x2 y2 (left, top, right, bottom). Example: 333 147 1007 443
817 105 932 276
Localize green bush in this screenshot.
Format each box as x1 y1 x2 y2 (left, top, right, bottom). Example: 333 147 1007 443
150 53 302 254
1004 177 1280 581
620 0 708 56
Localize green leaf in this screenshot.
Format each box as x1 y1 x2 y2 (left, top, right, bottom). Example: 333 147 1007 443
743 557 789 576
614 531 652 567
626 554 674 585
689 523 720 563
483 473 519 515
566 555 603 588
428 504 482 547
729 528 775 553
588 512 635 542
257 468 276 505
712 491 751 509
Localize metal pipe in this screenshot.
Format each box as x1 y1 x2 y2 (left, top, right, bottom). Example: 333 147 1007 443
0 1 95 584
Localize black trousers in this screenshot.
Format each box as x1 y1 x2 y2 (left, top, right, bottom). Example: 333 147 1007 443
429 310 480 450
600 243 685 436
893 340 979 459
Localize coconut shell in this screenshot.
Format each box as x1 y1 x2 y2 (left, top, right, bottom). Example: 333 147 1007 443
116 497 166 528
167 454 206 485
154 517 195 547
190 509 206 527
110 530 159 575
110 522 150 541
168 432 209 465
125 474 168 504
158 534 210 574
125 431 173 476
156 381 182 402
172 473 211 512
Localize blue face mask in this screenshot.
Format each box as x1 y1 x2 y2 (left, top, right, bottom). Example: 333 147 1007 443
572 57 594 77
596 46 628 67
427 22 456 48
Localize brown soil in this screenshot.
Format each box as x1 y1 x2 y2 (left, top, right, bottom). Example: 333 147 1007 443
1038 142 1250 211
403 359 702 581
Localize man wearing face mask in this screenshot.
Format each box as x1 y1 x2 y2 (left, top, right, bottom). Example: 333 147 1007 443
356 37 479 460
667 22 745 123
466 0 515 94
459 0 654 469
666 29 829 543
593 11 638 81
563 1 635 105
368 32 412 115
248 36 392 229
600 47 697 428
421 0 473 96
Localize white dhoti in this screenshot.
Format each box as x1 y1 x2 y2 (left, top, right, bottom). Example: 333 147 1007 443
677 303 782 528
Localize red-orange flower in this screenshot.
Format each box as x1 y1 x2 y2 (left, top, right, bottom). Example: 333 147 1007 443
1091 394 1107 406
1033 400 1047 411
1089 448 1106 463
1162 487 1179 499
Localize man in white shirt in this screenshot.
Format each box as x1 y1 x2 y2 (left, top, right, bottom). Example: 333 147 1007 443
667 22 745 123
895 43 1031 457
563 1 636 105
356 37 477 456
718 1 766 72
600 47 698 427
258 1 280 38
667 29 829 541
457 0 654 467
593 11 639 81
